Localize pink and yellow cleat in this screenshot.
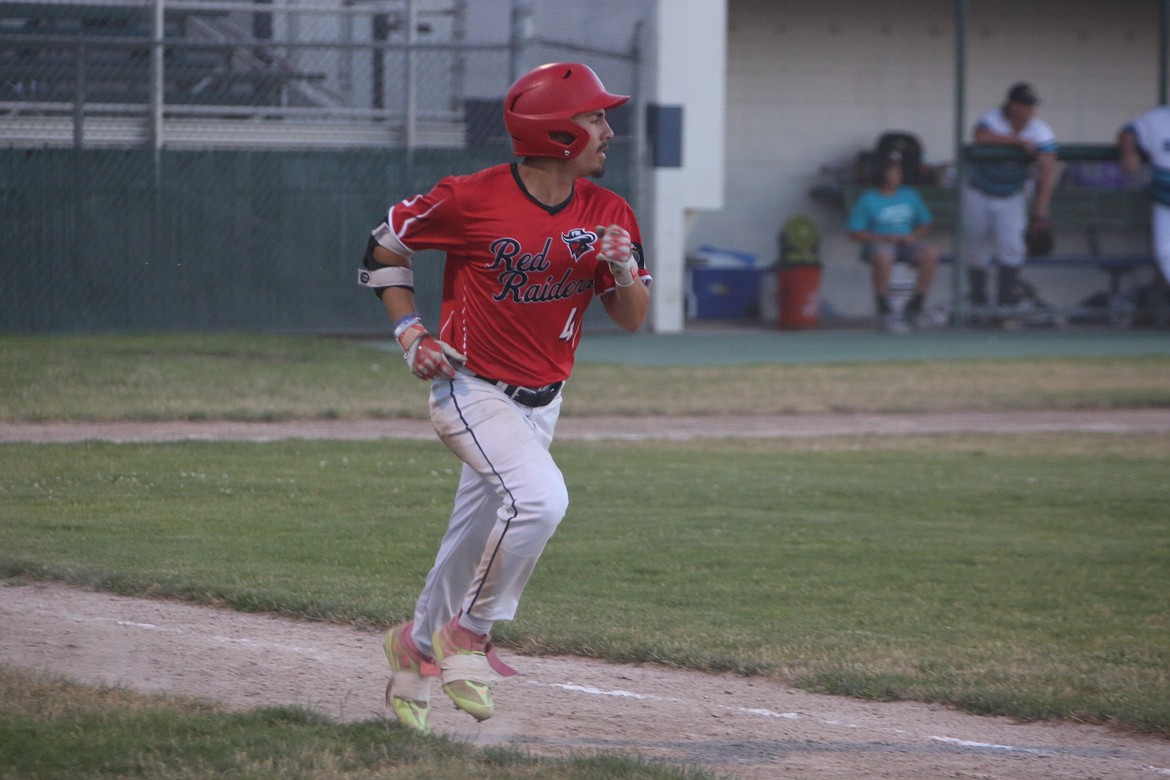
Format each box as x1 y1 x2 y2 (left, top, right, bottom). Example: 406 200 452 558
431 617 518 721
383 621 439 733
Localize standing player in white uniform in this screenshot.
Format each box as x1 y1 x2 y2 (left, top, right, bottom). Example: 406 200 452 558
358 62 651 733
962 82 1058 311
1118 104 1170 287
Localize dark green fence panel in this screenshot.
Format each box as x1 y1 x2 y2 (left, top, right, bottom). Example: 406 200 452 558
0 145 633 334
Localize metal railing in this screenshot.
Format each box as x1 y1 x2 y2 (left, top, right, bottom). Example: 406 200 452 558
1 0 641 152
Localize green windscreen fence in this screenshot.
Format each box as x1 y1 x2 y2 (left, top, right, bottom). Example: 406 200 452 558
0 144 636 334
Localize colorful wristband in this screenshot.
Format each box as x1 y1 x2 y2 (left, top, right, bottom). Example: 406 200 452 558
393 312 422 339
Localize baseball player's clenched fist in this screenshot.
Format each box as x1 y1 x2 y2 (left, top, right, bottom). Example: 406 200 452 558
595 224 637 288
395 316 466 380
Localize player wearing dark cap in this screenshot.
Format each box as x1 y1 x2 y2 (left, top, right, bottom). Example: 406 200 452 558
962 82 1058 316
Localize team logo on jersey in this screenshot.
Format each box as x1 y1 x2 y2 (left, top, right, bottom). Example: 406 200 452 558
560 228 598 261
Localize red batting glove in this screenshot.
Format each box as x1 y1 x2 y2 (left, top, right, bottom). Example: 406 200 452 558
595 224 637 288
396 320 465 380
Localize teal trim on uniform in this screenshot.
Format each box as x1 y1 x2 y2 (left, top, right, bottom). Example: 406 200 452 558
573 328 1170 366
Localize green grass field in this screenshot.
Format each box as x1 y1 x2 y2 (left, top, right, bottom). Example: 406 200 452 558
1 333 1168 778
4 332 1170 420
0 668 706 780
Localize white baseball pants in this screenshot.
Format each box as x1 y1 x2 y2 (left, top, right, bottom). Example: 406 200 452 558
409 372 567 657
961 184 1028 269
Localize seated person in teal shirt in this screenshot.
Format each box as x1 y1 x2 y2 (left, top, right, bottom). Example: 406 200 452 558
847 149 940 331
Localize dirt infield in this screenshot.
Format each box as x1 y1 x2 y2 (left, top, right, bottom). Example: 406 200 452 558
4 411 1170 779
4 581 1170 780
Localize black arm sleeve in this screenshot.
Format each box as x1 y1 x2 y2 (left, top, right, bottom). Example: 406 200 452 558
362 234 392 299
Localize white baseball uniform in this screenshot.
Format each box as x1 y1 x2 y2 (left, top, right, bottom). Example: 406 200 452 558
962 108 1058 269
1122 105 1170 283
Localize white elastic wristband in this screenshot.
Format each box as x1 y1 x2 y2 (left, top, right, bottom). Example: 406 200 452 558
614 258 637 288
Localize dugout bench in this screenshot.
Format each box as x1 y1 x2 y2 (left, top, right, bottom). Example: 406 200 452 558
837 144 1158 326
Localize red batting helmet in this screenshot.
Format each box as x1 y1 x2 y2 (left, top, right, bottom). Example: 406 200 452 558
504 62 629 159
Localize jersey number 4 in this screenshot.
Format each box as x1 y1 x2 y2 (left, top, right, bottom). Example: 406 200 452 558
559 308 579 342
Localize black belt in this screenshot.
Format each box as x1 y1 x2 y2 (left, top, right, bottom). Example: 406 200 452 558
471 373 563 408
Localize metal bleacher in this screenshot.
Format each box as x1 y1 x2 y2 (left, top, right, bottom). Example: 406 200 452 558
0 0 468 149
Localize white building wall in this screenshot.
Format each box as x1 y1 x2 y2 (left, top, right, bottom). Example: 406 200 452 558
698 0 1165 321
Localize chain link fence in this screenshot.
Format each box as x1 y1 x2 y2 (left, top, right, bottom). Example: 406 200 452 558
1 0 644 333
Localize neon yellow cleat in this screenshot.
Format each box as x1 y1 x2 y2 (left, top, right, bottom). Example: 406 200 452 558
431 617 520 721
383 621 438 733
432 618 495 721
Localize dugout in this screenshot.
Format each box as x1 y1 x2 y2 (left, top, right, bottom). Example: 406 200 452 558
679 0 1170 330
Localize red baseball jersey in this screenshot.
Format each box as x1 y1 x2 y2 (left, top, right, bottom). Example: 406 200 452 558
383 163 650 387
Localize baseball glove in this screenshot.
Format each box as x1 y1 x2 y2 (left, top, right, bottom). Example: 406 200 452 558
1025 217 1054 257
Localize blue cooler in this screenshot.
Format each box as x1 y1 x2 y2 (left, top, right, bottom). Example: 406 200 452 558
687 246 762 319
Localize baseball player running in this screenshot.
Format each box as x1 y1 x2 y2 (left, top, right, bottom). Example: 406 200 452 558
962 82 1058 313
359 62 651 733
1118 104 1170 288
